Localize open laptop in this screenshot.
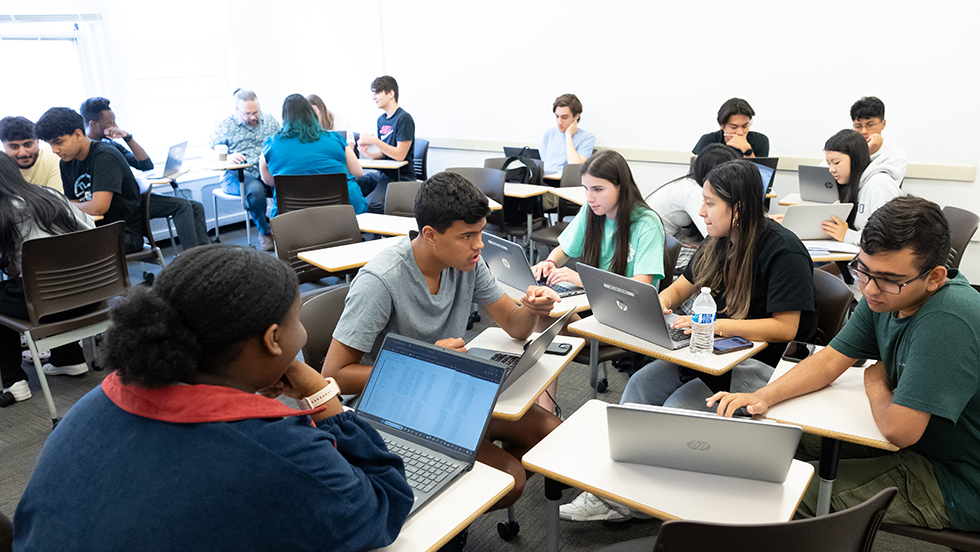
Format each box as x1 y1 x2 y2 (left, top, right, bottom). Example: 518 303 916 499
607 403 802 483
481 232 584 297
578 264 690 350
798 165 839 203
144 141 188 179
468 308 576 392
747 157 778 195
503 146 541 160
781 203 854 241
356 334 505 516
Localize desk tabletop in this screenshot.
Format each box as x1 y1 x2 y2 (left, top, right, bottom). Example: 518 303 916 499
544 172 562 181
298 237 403 272
374 462 514 552
488 197 502 211
778 192 803 207
357 213 418 236
497 282 591 317
467 328 584 421
523 399 814 524
146 169 189 186
805 240 859 263
765 359 898 451
199 161 252 171
568 316 767 376
359 159 409 170
505 183 551 198
549 187 585 205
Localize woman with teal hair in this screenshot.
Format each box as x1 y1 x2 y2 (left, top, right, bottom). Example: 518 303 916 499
260 94 367 215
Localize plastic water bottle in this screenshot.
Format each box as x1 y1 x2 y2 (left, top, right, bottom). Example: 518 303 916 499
690 287 717 359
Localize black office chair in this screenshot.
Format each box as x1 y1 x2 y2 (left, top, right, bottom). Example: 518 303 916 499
385 181 422 218
529 163 583 253
812 268 856 346
269 205 361 285
594 487 897 552
126 189 166 284
300 284 350 369
273 173 350 215
413 138 430 181
879 522 980 552
943 206 979 270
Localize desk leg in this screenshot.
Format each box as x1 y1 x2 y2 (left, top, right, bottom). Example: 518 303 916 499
545 478 564 552
589 339 599 400
234 171 252 248
525 212 533 247
816 437 841 516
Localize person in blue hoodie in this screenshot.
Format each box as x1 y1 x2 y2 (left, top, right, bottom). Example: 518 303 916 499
13 244 413 552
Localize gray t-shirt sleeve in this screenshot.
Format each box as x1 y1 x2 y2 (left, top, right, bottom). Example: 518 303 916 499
473 260 506 305
332 272 393 354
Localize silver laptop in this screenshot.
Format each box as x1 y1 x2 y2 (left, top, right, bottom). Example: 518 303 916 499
798 165 839 203
144 141 188 179
468 309 575 392
481 232 584 297
782 203 855 241
607 403 802 483
356 334 504 516
578 264 690 350
503 146 541 160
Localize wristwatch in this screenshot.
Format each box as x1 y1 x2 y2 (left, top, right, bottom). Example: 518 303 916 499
123 134 133 143
742 148 753 157
297 377 341 410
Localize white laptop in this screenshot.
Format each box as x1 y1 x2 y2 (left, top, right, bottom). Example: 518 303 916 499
481 232 584 297
607 403 802 483
781 203 855 241
356 334 504 516
144 141 188 179
578 264 690 350
798 165 839 203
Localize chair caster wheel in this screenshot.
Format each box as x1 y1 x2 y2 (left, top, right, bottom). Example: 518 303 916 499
596 378 608 393
497 520 520 540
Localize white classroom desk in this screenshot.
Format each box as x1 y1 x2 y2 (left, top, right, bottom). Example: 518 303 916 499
765 357 897 516
544 172 562 182
523 400 815 552
548 186 585 205
497 281 591 318
374 462 514 552
466 328 584 421
357 213 418 236
359 158 408 170
805 241 859 264
778 192 804 207
298 236 404 272
568 316 767 397
147 169 190 190
505 183 552 241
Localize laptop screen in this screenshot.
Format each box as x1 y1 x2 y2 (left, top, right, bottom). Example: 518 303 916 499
359 336 503 455
755 163 774 194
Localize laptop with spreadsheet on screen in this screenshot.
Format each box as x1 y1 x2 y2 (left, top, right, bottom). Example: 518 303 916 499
355 334 505 516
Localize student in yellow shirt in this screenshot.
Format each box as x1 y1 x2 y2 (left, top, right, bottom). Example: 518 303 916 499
0 116 62 192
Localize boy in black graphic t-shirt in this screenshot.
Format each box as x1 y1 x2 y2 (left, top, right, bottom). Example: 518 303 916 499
356 75 415 213
34 107 144 253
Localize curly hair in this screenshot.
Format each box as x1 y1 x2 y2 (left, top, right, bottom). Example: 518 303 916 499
34 108 84 141
0 116 35 142
105 245 299 388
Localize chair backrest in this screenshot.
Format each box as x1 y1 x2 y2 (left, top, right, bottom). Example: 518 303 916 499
652 487 896 552
274 173 350 215
660 234 682 292
484 157 545 185
813 268 855 346
555 163 584 221
21 221 130 324
269 205 361 284
445 167 507 227
300 284 350 369
385 181 422 218
0 511 11 552
942 206 979 270
413 138 430 181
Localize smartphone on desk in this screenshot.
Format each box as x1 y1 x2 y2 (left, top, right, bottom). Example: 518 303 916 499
545 342 572 356
713 336 753 355
782 341 815 363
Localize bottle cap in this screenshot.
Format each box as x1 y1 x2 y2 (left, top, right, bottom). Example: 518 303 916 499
701 287 711 293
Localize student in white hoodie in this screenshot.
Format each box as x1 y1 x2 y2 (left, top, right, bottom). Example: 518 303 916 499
850 96 907 184
821 129 903 245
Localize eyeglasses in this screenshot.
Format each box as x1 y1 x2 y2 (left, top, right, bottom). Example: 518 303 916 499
237 108 259 118
852 120 882 132
847 257 931 294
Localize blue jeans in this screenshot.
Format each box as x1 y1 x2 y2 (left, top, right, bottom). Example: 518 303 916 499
621 357 775 412
356 171 391 214
221 172 272 236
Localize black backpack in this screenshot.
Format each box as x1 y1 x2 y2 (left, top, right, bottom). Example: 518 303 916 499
499 148 544 225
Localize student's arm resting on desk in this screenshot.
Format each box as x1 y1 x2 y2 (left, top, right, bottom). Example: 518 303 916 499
321 339 374 395
863 362 930 448
72 191 113 216
359 134 411 162
707 345 856 417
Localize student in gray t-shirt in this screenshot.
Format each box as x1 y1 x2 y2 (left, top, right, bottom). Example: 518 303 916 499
324 171 561 511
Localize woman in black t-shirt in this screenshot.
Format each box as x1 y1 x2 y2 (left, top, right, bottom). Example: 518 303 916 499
621 159 817 409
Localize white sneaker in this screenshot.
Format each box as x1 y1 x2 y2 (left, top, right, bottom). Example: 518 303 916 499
42 362 88 376
559 492 631 522
258 234 275 252
2 380 31 402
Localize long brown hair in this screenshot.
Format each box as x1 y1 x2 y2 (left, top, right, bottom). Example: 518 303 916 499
306 94 334 131
691 160 769 319
581 150 657 276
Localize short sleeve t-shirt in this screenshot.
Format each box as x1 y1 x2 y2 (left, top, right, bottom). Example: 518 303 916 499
692 130 770 158
333 238 505 365
829 272 980 531
540 127 596 174
60 141 144 243
262 131 367 214
20 149 62 192
558 205 665 283
683 221 816 367
376 107 416 182
648 177 708 242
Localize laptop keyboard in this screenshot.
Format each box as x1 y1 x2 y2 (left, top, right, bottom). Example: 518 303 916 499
383 438 459 493
538 279 585 298
488 351 521 368
668 326 690 343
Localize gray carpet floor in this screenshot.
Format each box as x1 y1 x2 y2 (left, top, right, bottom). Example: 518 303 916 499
0 224 951 551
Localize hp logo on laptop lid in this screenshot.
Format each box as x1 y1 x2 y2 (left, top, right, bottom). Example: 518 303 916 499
687 440 711 451
824 181 834 189
616 300 628 312
502 258 510 269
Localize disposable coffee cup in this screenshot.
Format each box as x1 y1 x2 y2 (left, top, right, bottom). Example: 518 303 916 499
215 145 228 161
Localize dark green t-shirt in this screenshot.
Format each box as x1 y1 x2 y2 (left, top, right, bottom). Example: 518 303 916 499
830 272 980 531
